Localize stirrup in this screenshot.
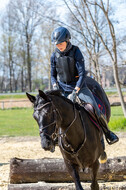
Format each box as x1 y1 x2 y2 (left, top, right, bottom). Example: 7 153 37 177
105 135 119 145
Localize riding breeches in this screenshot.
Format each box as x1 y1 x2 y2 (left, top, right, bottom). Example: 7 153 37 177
78 87 101 117
63 87 101 117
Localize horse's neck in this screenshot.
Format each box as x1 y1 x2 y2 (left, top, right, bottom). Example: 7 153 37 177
52 96 85 146
52 96 75 129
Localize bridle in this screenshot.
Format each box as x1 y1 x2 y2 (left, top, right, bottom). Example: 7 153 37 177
35 101 62 141
35 99 87 167
35 100 79 141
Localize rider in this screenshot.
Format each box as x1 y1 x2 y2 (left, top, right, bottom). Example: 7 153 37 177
50 26 119 145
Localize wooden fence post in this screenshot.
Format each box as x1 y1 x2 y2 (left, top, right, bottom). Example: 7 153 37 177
1 101 4 109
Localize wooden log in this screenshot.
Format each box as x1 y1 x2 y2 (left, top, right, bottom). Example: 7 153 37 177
10 157 126 184
110 102 126 106
8 182 126 190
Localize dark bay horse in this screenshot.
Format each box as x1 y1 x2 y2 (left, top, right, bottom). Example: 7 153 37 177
26 84 110 190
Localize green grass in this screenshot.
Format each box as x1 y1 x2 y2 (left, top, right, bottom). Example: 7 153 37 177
0 108 39 136
106 91 126 96
0 92 125 100
0 89 125 100
0 94 37 100
0 106 126 136
0 94 27 100
108 106 126 131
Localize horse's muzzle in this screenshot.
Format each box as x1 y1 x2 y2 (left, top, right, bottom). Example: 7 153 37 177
40 134 55 152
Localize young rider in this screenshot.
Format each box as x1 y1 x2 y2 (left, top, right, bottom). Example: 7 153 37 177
50 26 119 145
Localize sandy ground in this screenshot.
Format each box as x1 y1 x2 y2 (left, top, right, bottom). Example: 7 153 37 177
0 96 126 189
0 133 126 190
0 96 126 109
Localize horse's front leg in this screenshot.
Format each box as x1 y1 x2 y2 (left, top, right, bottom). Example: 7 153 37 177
64 159 83 190
90 159 99 190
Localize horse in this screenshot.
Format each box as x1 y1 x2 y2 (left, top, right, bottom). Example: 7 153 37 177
26 78 110 190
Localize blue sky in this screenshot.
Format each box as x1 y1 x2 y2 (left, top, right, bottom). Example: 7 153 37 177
0 0 9 11
0 0 125 39
111 0 126 31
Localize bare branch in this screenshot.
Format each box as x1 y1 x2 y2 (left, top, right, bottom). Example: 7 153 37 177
83 0 114 61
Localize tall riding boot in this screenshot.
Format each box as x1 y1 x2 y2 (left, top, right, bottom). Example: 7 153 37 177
98 114 119 145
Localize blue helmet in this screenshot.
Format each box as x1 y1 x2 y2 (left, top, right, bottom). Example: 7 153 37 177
51 27 71 45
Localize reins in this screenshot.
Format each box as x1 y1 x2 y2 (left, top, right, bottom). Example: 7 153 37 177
36 98 87 168
59 108 87 159
59 104 77 138
57 103 87 168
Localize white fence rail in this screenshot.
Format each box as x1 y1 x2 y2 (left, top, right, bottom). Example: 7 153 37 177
0 100 32 109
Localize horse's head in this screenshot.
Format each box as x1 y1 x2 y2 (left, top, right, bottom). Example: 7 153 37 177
26 90 58 152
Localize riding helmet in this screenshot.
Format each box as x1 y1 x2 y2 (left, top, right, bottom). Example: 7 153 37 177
51 27 71 45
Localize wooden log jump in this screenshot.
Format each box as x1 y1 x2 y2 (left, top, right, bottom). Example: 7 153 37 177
10 156 126 184
8 182 126 190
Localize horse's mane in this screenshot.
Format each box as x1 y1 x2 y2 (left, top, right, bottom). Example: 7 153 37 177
45 89 74 105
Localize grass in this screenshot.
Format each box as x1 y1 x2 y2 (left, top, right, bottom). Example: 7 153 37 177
0 106 126 136
0 108 39 136
0 94 27 100
108 106 126 131
106 91 126 96
0 93 37 100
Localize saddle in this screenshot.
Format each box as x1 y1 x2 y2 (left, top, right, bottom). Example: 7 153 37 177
76 96 102 131
82 102 97 120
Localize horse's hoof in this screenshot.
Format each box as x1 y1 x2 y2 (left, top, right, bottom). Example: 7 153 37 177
91 182 99 190
99 151 107 164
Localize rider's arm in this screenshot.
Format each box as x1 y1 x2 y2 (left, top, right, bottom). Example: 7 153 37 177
51 53 57 87
74 48 86 92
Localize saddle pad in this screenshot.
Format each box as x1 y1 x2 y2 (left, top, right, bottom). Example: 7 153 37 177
93 93 106 117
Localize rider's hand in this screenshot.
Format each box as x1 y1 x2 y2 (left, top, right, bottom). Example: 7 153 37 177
68 89 77 103
53 83 59 90
75 86 80 93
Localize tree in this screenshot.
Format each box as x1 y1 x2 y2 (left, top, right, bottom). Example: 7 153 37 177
0 0 57 92
1 4 17 93
62 0 109 84
7 0 47 91
83 0 126 117
40 22 55 89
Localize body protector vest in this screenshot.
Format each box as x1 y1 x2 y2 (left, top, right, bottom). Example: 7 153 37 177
55 45 78 83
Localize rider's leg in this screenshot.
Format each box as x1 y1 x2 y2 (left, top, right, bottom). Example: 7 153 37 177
78 87 119 145
98 114 119 144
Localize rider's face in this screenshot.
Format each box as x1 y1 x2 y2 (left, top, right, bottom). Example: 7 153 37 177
56 42 67 52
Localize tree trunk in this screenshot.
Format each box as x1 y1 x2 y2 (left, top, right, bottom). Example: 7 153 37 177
9 60 13 93
8 182 126 190
113 61 126 117
10 157 126 184
27 42 31 92
83 0 126 117
95 56 101 85
21 67 24 92
48 68 51 90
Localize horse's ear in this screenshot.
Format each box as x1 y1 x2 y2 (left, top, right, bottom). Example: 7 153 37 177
39 90 50 101
26 92 36 103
